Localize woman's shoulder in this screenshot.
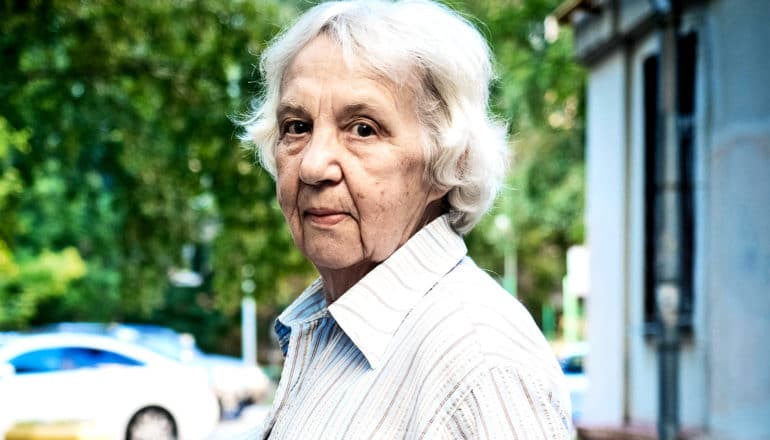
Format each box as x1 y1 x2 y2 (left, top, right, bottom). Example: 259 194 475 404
428 257 563 375
406 261 572 436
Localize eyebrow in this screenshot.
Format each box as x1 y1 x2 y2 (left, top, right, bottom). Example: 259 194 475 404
276 103 311 122
338 103 379 119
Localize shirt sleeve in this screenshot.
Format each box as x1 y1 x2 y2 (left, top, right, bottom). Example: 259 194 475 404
445 365 573 439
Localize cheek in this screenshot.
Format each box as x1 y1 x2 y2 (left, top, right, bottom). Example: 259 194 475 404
275 155 296 205
275 176 297 217
278 186 296 216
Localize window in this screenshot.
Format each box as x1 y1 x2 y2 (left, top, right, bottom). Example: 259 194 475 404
10 346 143 374
10 348 64 374
561 354 584 375
643 32 697 332
63 347 143 369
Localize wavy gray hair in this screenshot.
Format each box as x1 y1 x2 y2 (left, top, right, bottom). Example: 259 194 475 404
239 0 509 234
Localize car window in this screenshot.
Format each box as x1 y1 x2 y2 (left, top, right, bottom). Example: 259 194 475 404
9 346 144 374
10 348 64 374
561 354 584 374
63 347 144 368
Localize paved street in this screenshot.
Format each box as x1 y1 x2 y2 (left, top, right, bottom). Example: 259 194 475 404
208 404 270 439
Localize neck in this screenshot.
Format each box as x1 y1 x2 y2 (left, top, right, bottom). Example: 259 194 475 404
319 261 376 304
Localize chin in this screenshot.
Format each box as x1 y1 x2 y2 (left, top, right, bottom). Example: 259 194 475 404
302 245 362 271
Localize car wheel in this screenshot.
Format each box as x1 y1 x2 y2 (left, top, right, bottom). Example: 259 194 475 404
126 407 177 440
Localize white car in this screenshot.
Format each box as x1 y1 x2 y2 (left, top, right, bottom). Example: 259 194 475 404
104 324 273 418
0 332 219 440
37 322 274 419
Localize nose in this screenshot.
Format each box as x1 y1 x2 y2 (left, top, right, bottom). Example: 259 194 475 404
299 128 342 185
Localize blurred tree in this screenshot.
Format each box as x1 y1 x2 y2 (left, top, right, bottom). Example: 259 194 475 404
0 1 312 353
0 117 87 327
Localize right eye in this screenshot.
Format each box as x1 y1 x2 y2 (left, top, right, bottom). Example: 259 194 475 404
283 120 311 135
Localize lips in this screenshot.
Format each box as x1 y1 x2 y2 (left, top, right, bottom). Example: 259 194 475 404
304 208 348 227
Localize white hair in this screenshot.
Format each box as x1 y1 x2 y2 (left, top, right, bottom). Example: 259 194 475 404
239 0 509 234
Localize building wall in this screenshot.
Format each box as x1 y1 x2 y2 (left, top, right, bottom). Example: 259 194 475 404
580 0 770 436
583 50 628 427
705 0 770 438
582 30 709 431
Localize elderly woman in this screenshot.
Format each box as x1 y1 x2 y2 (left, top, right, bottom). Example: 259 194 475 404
241 0 571 438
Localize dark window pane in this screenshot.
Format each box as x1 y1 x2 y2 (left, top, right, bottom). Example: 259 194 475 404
9 348 64 374
643 54 659 326
561 355 584 374
62 347 143 369
643 32 698 333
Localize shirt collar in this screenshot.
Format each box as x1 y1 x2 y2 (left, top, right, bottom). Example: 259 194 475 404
274 215 467 368
328 215 466 369
274 278 327 356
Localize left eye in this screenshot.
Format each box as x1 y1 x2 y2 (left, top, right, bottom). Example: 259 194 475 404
353 123 375 137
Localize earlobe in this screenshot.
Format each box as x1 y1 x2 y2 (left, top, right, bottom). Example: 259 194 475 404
428 186 450 205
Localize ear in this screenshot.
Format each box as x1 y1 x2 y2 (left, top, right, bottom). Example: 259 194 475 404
427 184 450 205
423 145 465 205
422 156 449 204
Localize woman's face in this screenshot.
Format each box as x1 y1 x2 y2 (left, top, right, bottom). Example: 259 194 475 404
275 35 445 278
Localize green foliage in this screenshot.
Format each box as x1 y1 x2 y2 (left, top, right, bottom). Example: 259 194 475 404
0 117 88 327
0 246 88 328
0 1 310 351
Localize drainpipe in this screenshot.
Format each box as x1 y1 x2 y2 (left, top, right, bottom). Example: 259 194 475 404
649 0 683 439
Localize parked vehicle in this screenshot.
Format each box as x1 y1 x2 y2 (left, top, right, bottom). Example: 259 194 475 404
34 322 273 419
0 332 219 440
559 342 588 423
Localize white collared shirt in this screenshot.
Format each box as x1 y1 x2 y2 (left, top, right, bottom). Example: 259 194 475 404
258 216 572 439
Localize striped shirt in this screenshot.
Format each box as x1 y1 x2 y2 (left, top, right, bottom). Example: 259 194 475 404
258 216 572 439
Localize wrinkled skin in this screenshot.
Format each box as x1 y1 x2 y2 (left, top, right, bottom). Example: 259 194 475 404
275 35 446 302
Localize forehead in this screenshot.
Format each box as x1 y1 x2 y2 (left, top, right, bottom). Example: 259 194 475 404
280 35 414 112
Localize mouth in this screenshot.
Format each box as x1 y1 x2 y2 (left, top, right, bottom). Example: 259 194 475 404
303 208 348 227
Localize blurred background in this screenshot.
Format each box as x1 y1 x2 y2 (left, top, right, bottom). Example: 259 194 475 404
0 0 768 439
